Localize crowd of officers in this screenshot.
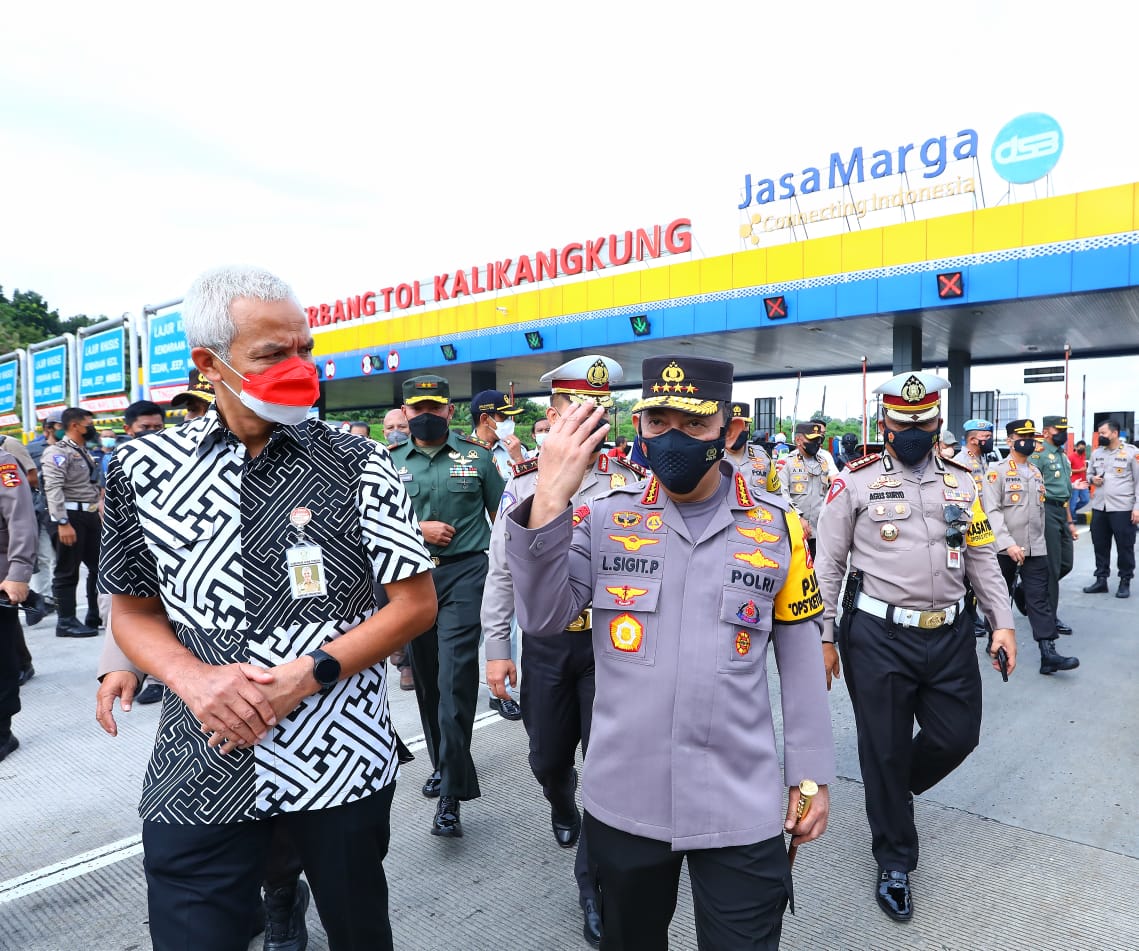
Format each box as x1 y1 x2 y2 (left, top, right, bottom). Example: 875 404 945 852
3 341 1132 951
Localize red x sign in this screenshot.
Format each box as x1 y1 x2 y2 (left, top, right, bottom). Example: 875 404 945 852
937 271 963 299
764 296 787 319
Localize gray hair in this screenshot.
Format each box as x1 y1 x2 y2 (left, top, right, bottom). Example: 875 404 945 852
182 265 298 359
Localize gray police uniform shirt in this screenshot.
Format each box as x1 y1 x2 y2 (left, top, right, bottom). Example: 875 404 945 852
952 448 990 495
41 437 100 521
504 463 835 851
778 448 836 532
482 453 644 661
1088 443 1139 512
0 450 38 583
815 451 1015 641
982 457 1047 555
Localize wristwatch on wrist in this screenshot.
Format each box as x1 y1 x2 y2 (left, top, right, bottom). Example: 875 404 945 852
307 648 341 691
56 517 69 525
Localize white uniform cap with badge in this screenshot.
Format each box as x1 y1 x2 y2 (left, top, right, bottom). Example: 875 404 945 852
539 355 623 407
874 371 950 423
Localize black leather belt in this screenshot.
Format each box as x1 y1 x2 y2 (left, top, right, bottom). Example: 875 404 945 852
429 551 483 567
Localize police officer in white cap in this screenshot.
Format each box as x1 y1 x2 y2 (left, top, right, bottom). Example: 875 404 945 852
815 371 1016 924
482 355 641 947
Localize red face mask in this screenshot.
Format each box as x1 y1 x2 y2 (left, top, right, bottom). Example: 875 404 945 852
213 353 320 425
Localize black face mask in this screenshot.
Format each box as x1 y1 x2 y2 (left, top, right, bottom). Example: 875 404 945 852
886 427 936 466
1097 435 1111 448
407 412 450 442
1050 432 1066 447
84 425 98 443
801 440 821 457
730 430 749 452
641 426 725 495
1012 438 1036 456
978 438 994 455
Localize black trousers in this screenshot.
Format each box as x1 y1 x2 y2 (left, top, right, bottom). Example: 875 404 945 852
1042 501 1074 613
143 783 395 951
584 814 792 951
407 553 486 800
520 629 596 900
997 553 1056 641
50 509 100 618
838 609 981 872
0 606 20 737
1090 509 1136 581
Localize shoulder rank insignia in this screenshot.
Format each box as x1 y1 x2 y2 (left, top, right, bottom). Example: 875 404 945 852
510 457 539 478
640 475 660 506
459 433 493 450
612 456 647 480
943 455 974 473
734 472 755 508
845 452 882 472
597 454 609 473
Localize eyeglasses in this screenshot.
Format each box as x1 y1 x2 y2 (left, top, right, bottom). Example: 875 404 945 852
943 504 970 549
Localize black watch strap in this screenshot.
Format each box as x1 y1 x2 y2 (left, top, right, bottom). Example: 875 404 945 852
307 648 341 691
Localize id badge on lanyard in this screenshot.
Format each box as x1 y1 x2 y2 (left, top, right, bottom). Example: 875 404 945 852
285 507 327 599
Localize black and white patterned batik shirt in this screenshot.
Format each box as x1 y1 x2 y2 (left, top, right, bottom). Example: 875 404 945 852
99 411 433 824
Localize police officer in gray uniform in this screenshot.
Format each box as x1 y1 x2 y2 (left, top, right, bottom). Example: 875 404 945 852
504 356 834 951
779 420 837 559
816 372 1016 924
0 445 39 761
984 419 1078 675
483 355 639 948
42 406 102 637
1083 418 1139 598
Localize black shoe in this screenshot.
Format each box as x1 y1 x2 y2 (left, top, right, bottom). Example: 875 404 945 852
22 590 47 626
0 733 18 762
1039 639 1079 675
55 616 98 638
489 696 523 721
422 769 442 798
551 768 581 848
1117 580 1131 599
135 682 164 705
263 878 310 951
1083 579 1109 593
395 733 416 765
431 796 462 837
581 897 602 947
84 615 102 630
876 869 913 922
1055 618 1073 636
16 664 34 687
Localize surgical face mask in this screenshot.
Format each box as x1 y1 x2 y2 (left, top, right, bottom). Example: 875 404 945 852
1012 438 1036 456
885 426 936 466
534 431 548 447
802 440 821 457
408 411 450 442
209 351 319 426
1097 434 1111 448
53 428 65 441
1051 432 1066 447
387 430 409 447
640 426 725 495
101 437 116 449
494 418 516 440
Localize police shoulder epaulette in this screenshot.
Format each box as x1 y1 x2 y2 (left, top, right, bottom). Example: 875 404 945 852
510 457 539 478
458 433 493 450
943 455 973 473
612 456 647 480
845 452 882 472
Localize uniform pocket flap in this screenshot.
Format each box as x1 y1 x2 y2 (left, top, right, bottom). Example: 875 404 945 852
593 577 662 614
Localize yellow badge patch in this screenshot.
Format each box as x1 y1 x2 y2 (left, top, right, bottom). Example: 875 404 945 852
987 471 998 483
745 506 774 523
610 613 644 652
966 495 996 547
645 513 664 532
736 525 780 544
773 512 824 622
608 534 660 552
605 585 648 607
610 473 626 489
734 549 780 570
612 511 641 529
735 631 751 656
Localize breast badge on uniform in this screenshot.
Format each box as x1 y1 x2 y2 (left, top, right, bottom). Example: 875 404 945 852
610 473 626 488
612 511 642 528
573 505 590 526
52 454 66 467
467 449 479 459
608 534 659 552
825 477 846 504
610 613 644 652
734 549 780 570
881 524 899 541
867 476 902 489
0 463 21 488
645 513 664 532
1010 493 1021 502
735 631 752 656
736 600 760 625
745 505 774 523
987 471 998 483
736 525 779 544
448 451 461 460
606 584 648 606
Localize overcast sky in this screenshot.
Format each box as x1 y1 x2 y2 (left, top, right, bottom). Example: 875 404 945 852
1 1 1134 428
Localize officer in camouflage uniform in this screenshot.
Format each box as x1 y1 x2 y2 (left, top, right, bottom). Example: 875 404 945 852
483 355 641 948
504 356 834 950
816 372 1016 924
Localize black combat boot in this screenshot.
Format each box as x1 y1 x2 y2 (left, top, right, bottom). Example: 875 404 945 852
262 879 309 951
1116 579 1131 599
1039 639 1079 675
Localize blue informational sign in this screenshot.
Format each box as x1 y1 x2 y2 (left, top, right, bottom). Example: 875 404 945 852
0 361 17 415
33 345 68 407
79 326 126 399
992 113 1063 185
148 310 191 387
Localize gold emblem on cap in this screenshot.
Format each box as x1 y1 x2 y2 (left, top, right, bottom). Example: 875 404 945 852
900 375 926 403
662 361 685 384
586 359 609 388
